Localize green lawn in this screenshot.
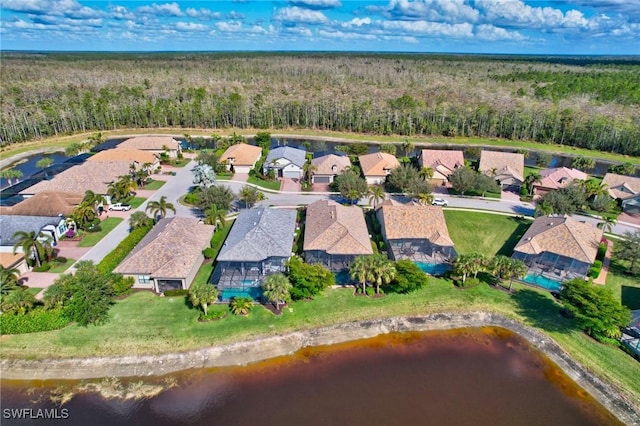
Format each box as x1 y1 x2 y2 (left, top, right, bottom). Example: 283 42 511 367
48 258 76 274
143 180 165 190
128 197 146 209
247 176 281 191
606 259 640 310
171 159 190 167
25 287 43 296
77 218 123 247
444 210 531 256
524 166 541 177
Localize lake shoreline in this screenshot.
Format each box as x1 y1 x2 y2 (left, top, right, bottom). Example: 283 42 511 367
2 312 639 425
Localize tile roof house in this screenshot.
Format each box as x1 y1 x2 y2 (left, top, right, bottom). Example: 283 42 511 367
0 191 83 217
0 252 28 275
117 136 182 158
311 154 351 184
219 143 263 174
602 173 640 214
87 148 159 169
478 151 524 189
533 167 588 196
0 215 69 255
20 161 131 203
359 152 401 185
264 146 307 179
114 217 215 293
512 215 603 283
418 149 465 185
376 203 456 271
304 200 372 271
211 207 297 300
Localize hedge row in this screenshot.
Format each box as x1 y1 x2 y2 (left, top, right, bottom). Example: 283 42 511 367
97 225 153 274
589 260 603 278
0 308 69 335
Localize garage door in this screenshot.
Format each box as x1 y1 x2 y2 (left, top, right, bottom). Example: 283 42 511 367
234 166 252 174
313 176 331 184
283 170 301 179
157 279 183 292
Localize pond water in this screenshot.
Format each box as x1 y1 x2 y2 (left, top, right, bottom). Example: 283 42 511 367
0 327 623 425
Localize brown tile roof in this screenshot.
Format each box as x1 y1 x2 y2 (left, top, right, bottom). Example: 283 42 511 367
536 167 588 190
602 173 640 200
0 191 83 217
514 215 603 263
87 149 158 165
21 161 131 195
311 154 351 176
377 204 454 247
419 149 465 177
114 217 215 279
219 143 262 166
358 152 400 177
304 200 372 255
118 136 180 151
0 252 25 269
478 151 524 182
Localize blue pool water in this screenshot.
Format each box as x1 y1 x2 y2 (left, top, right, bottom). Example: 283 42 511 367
522 274 562 291
220 287 263 301
415 262 450 276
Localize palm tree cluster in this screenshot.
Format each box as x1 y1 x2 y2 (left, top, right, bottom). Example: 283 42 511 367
262 273 293 311
453 253 527 291
12 230 54 268
145 195 176 222
238 185 265 208
71 190 106 230
107 175 138 203
350 253 397 295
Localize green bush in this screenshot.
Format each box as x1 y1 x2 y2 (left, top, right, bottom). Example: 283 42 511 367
589 260 603 278
32 263 51 272
458 277 481 288
164 289 189 297
53 256 68 264
97 225 152 274
0 308 69 335
365 287 375 296
378 241 387 251
199 310 227 321
203 247 215 259
184 191 199 205
85 224 102 233
597 242 607 260
112 274 134 296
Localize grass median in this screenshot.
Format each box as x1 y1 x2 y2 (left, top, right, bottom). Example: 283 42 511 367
77 217 123 247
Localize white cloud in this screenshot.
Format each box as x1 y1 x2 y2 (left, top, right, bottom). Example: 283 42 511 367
273 6 328 24
30 15 102 27
475 24 525 41
379 0 480 23
227 11 245 20
382 20 474 37
1 0 103 19
341 17 372 28
175 22 208 31
109 5 135 20
137 2 183 17
381 35 420 44
317 29 377 40
477 0 588 29
281 26 313 37
288 0 342 10
185 7 221 20
216 20 243 32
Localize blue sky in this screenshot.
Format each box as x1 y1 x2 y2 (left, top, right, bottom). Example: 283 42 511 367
1 1 638 54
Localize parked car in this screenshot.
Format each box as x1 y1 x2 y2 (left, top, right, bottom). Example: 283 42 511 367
109 203 131 211
432 198 448 206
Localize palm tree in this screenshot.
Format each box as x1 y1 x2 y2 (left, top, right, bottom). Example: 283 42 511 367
370 253 396 294
12 230 49 268
468 253 487 279
262 273 293 311
189 281 218 317
1 287 36 315
43 283 66 310
146 195 176 221
82 190 106 215
598 216 617 234
302 162 317 186
238 185 265 208
416 192 434 205
490 255 512 283
419 167 434 181
129 211 152 229
506 258 528 291
230 296 253 315
107 181 128 203
0 168 23 186
72 202 97 230
36 157 53 178
453 254 474 285
524 173 542 196
368 185 385 208
350 255 373 295
0 265 20 296
401 139 414 157
203 205 226 228
87 132 104 147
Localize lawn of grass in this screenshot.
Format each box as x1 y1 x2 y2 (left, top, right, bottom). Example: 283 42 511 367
77 217 123 247
247 176 281 191
444 210 530 256
606 259 640 310
128 197 146 209
48 258 76 274
144 180 165 190
171 159 190 167
25 287 43 296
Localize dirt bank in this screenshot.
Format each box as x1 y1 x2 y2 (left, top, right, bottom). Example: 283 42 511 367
1 312 638 424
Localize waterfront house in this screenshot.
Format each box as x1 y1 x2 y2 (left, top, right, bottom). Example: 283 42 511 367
478 151 524 190
117 135 181 158
359 152 400 185
303 200 372 271
311 154 351 184
263 146 307 179
0 191 83 217
211 207 296 300
512 215 603 282
219 143 263 174
533 167 587 197
602 173 640 214
114 217 215 293
87 148 160 170
376 203 456 265
418 149 465 186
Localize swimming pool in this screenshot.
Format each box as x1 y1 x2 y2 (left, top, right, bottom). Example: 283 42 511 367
522 274 562 291
220 287 263 301
415 262 450 276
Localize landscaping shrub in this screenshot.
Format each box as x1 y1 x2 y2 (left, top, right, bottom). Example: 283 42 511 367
97 225 152 274
199 310 227 321
54 256 68 264
457 277 481 288
85 224 102 233
384 259 430 294
589 260 603 278
32 263 51 272
597 242 607 260
184 191 199 205
164 289 189 297
112 274 134 296
365 287 375 296
203 247 215 259
0 308 69 335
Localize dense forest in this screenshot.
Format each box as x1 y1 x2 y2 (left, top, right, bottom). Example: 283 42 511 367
1 52 639 156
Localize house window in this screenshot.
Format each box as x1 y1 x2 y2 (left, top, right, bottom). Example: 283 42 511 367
138 275 151 284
